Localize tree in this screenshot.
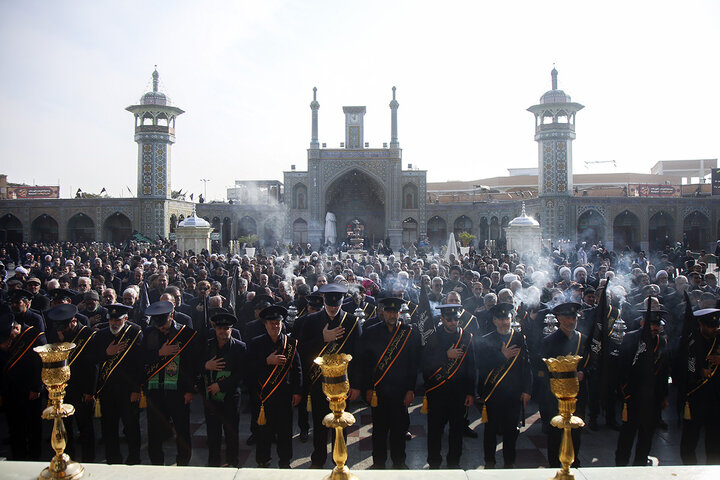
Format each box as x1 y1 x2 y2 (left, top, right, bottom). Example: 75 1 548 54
458 231 476 247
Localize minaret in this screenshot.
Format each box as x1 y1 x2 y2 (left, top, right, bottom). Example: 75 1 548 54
389 86 399 148
310 87 320 149
527 67 584 241
126 67 184 237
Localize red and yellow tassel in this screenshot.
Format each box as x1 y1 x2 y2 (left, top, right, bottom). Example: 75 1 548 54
258 404 267 425
421 395 428 414
481 404 488 423
683 401 691 420
307 394 312 412
139 392 147 409
370 390 378 407
621 402 628 423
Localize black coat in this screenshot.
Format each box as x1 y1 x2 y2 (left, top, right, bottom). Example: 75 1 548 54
247 332 301 399
478 329 532 404
92 323 145 395
203 336 247 401
422 326 476 398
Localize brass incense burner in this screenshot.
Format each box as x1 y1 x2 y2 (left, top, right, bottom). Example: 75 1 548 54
314 354 357 480
34 342 84 480
544 354 584 480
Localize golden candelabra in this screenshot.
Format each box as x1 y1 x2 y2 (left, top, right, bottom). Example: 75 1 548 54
34 342 84 480
544 355 584 480
314 354 357 480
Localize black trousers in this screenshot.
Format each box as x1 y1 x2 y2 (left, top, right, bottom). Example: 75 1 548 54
297 391 309 433
64 392 95 463
615 417 655 466
146 389 192 466
309 384 348 467
484 399 520 466
680 416 720 465
99 390 141 464
370 396 410 467
588 367 618 425
426 392 465 468
4 395 43 460
204 396 239 467
254 395 294 466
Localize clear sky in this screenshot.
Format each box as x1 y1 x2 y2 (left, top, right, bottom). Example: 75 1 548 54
1 1 718 200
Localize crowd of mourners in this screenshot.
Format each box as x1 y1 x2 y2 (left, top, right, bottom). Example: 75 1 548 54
0 238 718 469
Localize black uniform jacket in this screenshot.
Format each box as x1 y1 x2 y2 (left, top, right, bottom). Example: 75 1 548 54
0 323 46 403
618 329 668 416
422 326 476 397
92 322 145 395
358 321 420 400
204 335 247 400
141 321 199 395
478 329 532 403
47 324 98 398
247 332 302 399
299 309 362 389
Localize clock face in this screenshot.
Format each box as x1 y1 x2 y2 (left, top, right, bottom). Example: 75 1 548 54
350 114 359 123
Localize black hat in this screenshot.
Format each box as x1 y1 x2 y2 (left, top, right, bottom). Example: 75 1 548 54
46 304 78 326
209 307 229 320
0 311 16 340
694 308 720 328
212 312 236 327
260 305 287 322
84 290 100 302
490 303 514 319
306 293 324 309
378 297 405 312
253 294 274 309
319 283 348 307
146 300 174 327
552 302 582 317
9 289 33 302
637 308 666 326
49 288 76 302
436 303 462 318
107 303 133 318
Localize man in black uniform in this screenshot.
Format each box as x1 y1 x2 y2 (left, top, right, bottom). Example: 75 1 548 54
478 303 531 468
615 304 668 466
299 283 362 468
203 312 247 467
93 303 144 464
247 305 302 468
46 303 98 462
542 302 589 468
680 307 720 464
0 311 46 460
141 300 199 466
291 292 323 442
358 297 420 469
422 303 475 469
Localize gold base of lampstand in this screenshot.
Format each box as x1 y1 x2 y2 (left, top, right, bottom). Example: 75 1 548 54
39 456 85 480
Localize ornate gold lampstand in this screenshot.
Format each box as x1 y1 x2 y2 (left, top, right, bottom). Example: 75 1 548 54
314 354 357 480
34 342 84 480
544 354 584 480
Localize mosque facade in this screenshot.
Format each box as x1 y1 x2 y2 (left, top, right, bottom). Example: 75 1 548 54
0 69 718 253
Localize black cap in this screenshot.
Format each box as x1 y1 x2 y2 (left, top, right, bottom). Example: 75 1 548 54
637 309 666 326
490 303 514 319
260 305 287 322
319 283 348 307
694 308 720 328
436 303 462 318
253 294 274 309
107 303 133 318
209 307 229 320
212 312 236 327
378 297 405 312
46 304 78 326
0 311 16 340
9 289 33 302
306 293 324 309
552 302 582 317
49 288 76 302
146 301 174 327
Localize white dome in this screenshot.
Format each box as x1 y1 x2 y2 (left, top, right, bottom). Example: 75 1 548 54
179 214 210 228
508 203 540 227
